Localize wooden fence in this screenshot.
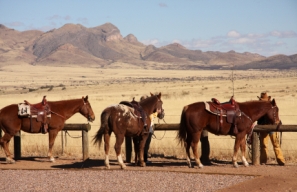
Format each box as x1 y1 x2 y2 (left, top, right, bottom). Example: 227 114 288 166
125 124 297 165
11 124 91 161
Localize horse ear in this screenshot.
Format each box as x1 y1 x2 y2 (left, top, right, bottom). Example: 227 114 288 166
158 92 162 98
271 98 276 106
150 92 154 96
82 95 88 102
268 96 271 101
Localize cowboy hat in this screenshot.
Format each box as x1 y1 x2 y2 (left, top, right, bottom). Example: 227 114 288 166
257 92 271 101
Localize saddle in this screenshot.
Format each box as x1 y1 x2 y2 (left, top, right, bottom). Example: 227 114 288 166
119 97 147 131
20 96 51 134
206 96 241 135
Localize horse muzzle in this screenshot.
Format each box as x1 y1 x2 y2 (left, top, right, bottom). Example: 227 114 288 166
157 109 165 119
88 115 95 122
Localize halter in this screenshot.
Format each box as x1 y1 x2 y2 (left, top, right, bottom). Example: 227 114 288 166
81 98 93 122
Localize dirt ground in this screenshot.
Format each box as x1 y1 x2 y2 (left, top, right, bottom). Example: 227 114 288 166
0 156 296 192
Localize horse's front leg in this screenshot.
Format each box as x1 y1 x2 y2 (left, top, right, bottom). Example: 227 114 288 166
138 135 148 167
132 137 140 166
48 130 59 162
0 133 15 163
240 135 249 167
232 135 244 168
114 135 126 169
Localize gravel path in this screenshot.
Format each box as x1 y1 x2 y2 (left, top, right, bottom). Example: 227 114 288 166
0 169 253 192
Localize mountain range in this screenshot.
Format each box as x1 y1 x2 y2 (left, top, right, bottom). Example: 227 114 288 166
0 23 296 70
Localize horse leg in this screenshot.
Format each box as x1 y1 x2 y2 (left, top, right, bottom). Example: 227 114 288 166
48 130 58 162
191 132 203 168
240 136 249 167
104 133 111 169
132 137 140 166
0 133 15 163
232 136 243 168
185 138 192 168
138 135 148 167
114 135 126 169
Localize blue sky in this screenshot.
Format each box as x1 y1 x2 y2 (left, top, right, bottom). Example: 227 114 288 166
1 0 296 57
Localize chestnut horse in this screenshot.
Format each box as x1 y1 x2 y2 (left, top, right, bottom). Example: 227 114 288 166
93 92 164 169
0 96 95 163
177 99 281 168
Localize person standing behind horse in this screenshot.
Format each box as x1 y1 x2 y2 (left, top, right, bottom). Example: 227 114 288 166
140 95 157 163
258 92 285 166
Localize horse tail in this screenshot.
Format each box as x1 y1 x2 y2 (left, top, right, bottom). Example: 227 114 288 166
177 106 188 147
93 107 111 148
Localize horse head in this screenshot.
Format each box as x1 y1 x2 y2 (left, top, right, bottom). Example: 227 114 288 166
258 99 281 129
79 95 95 122
150 92 165 119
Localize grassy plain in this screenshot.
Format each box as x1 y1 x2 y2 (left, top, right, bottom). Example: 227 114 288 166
0 64 296 162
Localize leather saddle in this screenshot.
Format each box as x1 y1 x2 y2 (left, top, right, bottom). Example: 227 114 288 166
23 96 51 134
206 96 241 135
119 98 147 129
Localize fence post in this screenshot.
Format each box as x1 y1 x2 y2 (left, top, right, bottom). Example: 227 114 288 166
14 131 21 160
125 136 132 163
82 129 89 161
252 132 260 165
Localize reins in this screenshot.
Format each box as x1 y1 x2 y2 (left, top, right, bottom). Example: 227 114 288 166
152 118 167 140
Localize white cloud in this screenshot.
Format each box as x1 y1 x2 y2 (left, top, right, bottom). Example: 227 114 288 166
227 30 241 38
270 30 297 38
230 37 255 44
142 39 160 46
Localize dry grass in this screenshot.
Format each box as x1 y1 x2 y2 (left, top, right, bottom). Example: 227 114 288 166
0 64 296 162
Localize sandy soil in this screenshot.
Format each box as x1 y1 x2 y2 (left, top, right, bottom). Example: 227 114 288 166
0 157 296 192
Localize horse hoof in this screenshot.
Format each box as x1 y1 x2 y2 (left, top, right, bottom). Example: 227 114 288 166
121 164 126 169
140 163 146 167
49 157 55 162
198 164 204 169
233 164 239 168
244 163 249 167
105 165 110 169
6 158 15 164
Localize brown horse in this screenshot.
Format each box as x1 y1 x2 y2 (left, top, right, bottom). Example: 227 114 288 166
0 96 95 163
93 92 164 169
177 98 281 168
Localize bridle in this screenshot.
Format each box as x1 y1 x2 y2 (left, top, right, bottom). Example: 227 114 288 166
81 99 93 122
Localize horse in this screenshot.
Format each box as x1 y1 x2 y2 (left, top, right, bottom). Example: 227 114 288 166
0 96 95 163
93 92 164 169
177 98 281 168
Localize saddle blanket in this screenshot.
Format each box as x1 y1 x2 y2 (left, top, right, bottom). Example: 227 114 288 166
18 103 31 116
18 103 51 118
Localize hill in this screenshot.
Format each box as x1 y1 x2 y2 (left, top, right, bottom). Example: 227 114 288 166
0 23 296 69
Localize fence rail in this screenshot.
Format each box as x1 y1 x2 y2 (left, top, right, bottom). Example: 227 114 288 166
125 124 297 165
11 124 91 161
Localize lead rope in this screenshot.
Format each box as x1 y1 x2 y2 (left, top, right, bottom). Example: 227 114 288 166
151 118 167 140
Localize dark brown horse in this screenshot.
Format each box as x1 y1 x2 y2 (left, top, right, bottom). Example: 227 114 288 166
177 98 281 168
0 96 95 163
93 92 164 169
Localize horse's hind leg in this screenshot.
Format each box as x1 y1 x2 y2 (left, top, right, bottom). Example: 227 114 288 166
0 133 15 163
114 135 126 169
185 137 192 168
104 133 111 169
191 132 203 168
